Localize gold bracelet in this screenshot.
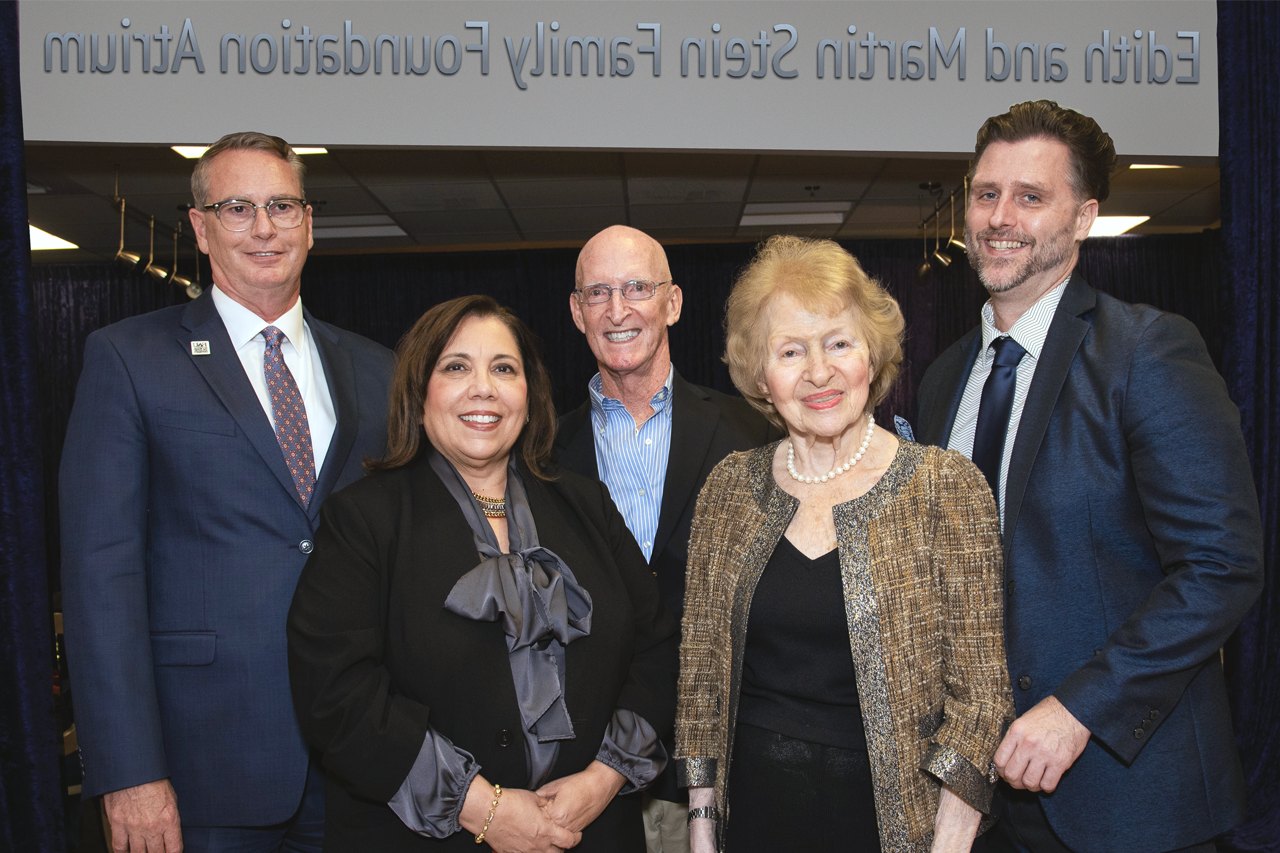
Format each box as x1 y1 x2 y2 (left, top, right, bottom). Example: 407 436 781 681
475 783 502 844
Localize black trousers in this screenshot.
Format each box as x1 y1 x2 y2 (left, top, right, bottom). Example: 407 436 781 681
973 784 1218 853
722 723 880 852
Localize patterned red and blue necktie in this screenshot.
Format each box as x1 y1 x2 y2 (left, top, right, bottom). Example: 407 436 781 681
262 326 316 506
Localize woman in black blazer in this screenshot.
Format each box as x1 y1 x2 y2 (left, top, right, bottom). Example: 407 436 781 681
288 295 677 852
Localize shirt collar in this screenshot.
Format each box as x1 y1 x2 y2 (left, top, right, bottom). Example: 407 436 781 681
589 365 675 418
979 275 1071 360
211 284 306 349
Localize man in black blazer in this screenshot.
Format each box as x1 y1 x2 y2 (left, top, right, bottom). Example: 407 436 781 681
61 133 393 853
916 101 1262 853
554 225 779 852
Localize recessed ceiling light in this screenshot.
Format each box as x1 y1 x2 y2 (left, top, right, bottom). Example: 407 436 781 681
171 145 328 159
1129 164 1182 169
1089 216 1149 237
30 225 78 250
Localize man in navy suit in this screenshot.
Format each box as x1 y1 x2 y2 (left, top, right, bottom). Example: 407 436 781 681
916 101 1262 853
60 133 394 852
555 226 779 853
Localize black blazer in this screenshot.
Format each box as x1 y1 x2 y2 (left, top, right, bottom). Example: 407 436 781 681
287 449 678 852
554 370 782 627
916 276 1263 853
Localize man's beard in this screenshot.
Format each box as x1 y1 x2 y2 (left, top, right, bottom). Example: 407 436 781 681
965 223 1075 294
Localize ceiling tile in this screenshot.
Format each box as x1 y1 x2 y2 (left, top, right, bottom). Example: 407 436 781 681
395 209 519 239
498 179 625 208
631 203 743 229
513 205 627 233
628 178 747 205
367 181 504 212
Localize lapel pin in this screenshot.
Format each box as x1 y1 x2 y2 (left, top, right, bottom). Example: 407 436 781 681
191 341 211 356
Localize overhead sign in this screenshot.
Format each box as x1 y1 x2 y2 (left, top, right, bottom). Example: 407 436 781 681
21 1 1217 156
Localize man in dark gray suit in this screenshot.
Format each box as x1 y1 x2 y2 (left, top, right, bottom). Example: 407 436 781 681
61 132 393 853
555 225 779 853
916 101 1261 853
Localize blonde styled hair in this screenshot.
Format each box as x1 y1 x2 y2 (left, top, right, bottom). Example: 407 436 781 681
724 235 904 430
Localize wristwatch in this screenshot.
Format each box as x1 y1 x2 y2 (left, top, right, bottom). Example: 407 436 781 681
687 806 720 826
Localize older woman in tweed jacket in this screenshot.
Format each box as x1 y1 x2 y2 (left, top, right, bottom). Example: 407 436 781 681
676 236 1013 853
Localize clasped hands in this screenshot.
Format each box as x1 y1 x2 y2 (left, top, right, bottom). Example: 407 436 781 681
463 761 626 853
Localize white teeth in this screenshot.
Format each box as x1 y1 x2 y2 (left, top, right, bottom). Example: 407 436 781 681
988 240 1027 250
460 415 500 424
605 330 639 342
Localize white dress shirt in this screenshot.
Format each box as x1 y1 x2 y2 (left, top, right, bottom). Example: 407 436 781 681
211 285 337 480
947 277 1069 526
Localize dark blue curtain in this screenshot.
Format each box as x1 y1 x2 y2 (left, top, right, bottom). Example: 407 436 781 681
0 0 66 851
1219 2 1280 850
30 232 1224 604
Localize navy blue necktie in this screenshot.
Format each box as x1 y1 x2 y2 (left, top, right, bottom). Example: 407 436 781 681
972 336 1027 498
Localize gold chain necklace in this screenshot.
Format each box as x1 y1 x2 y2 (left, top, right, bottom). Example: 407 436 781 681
472 490 506 518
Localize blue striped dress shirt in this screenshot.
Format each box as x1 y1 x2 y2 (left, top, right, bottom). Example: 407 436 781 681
589 367 674 563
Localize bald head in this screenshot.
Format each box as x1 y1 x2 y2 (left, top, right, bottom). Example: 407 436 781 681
575 225 672 290
569 225 683 406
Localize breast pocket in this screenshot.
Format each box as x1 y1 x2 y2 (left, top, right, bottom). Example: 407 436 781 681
151 631 217 666
157 408 237 437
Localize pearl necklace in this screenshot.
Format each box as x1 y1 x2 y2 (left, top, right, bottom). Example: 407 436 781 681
786 414 876 485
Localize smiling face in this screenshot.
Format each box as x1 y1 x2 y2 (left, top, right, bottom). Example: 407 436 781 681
570 227 682 393
965 137 1097 300
758 292 872 441
188 148 313 312
422 314 528 479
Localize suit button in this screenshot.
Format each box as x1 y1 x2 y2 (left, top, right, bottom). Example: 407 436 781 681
1134 728 1145 739
1017 675 1032 690
299 539 314 554
1150 709 1159 720
1007 580 1016 595
496 729 514 747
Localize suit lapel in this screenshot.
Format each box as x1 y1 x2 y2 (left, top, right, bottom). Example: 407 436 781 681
1001 277 1096 558
654 372 718 558
932 331 983 448
308 313 357 520
555 402 600 479
177 292 305 510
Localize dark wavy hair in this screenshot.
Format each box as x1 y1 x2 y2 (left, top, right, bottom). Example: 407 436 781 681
972 100 1117 203
368 295 557 479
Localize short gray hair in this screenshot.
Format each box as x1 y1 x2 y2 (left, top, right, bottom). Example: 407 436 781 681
190 132 306 207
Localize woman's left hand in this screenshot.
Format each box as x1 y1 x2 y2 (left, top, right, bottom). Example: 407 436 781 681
930 785 982 853
535 760 627 834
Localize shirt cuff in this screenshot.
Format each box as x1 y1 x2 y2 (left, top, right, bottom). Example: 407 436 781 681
388 728 481 838
596 709 668 794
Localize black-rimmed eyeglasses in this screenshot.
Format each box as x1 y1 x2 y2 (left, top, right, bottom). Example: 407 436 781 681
202 198 308 232
575 280 671 305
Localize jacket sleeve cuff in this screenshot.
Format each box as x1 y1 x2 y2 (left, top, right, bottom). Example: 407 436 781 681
920 742 995 814
675 757 717 789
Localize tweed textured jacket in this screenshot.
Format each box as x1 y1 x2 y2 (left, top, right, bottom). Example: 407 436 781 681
675 440 1013 853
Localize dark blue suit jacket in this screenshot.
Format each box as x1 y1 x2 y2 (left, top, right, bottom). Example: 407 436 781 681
60 290 393 826
916 276 1262 853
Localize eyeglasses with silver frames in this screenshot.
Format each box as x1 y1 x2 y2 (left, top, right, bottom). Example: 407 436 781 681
201 198 308 232
575 280 672 305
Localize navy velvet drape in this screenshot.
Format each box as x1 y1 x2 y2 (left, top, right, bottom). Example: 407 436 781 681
30 232 1225 611
0 1 66 851
1218 2 1280 850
